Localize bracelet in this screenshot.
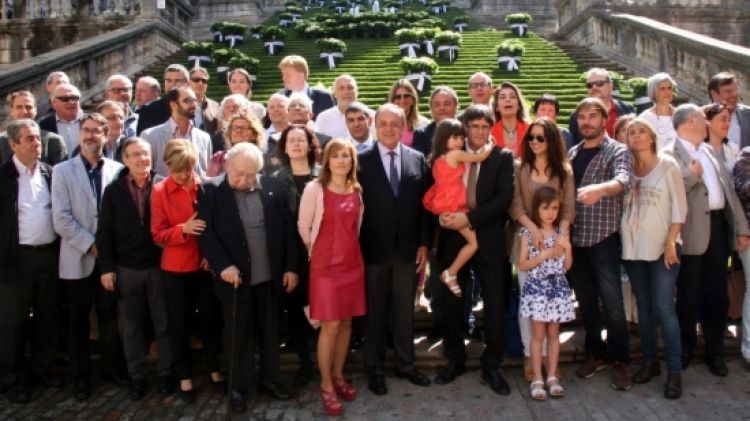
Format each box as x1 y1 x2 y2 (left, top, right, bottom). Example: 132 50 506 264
665 240 676 248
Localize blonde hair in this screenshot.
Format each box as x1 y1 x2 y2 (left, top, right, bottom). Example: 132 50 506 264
626 118 658 154
223 113 266 151
278 55 309 79
163 139 197 173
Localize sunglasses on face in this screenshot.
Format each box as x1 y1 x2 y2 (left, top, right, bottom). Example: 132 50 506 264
190 77 208 84
56 96 80 103
586 80 610 89
526 134 546 143
392 93 413 101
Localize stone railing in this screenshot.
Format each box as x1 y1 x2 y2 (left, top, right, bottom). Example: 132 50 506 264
555 9 750 103
0 18 189 128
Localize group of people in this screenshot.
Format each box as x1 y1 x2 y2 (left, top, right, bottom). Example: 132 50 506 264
1 52 750 415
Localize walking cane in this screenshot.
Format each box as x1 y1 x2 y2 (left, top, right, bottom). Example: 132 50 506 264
226 275 239 419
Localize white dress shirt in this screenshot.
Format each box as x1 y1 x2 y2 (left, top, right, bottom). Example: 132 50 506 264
678 137 725 210
56 112 81 156
377 142 401 181
350 136 374 153
13 156 56 245
315 106 350 139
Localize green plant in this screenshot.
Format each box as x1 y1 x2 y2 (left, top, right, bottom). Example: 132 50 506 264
395 28 419 43
211 48 242 64
219 22 248 36
209 22 226 33
249 24 264 35
261 26 288 41
627 77 649 98
228 54 260 74
316 38 347 53
434 30 462 46
279 12 293 20
284 1 298 7
286 5 303 14
505 12 533 24
496 39 525 56
399 56 439 74
182 41 213 55
453 15 469 25
416 27 440 40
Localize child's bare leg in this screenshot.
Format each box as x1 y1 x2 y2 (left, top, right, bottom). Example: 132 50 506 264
531 321 546 381
546 323 561 379
441 227 478 296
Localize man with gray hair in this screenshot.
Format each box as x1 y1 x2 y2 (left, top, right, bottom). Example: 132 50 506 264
214 93 253 153
664 103 750 377
136 64 190 134
134 76 160 112
197 142 299 413
315 74 369 139
0 90 67 165
569 68 634 144
103 74 137 138
0 119 61 403
467 72 492 107
37 71 70 118
37 83 83 154
288 92 331 149
413 85 459 157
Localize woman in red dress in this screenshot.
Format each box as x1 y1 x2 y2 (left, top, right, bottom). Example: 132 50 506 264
298 138 365 416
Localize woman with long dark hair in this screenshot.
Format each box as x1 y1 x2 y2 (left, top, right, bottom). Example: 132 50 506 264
490 81 531 157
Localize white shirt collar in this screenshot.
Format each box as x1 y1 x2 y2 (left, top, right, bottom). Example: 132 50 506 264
12 154 38 176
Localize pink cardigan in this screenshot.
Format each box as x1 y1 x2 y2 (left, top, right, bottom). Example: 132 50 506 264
297 180 364 258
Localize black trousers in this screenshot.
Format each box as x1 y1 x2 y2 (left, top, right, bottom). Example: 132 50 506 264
162 270 223 380
64 266 126 380
0 245 59 382
677 210 731 359
281 264 312 365
439 228 507 370
223 281 280 393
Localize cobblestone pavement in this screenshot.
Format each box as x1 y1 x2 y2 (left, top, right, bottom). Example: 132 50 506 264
2 356 750 420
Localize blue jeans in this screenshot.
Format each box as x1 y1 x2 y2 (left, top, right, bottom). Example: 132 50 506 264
624 253 683 373
569 234 630 363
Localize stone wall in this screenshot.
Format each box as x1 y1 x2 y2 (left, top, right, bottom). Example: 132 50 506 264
468 0 559 35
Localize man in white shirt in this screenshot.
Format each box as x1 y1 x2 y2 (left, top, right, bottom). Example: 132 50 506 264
315 74 365 139
37 83 82 154
708 72 750 149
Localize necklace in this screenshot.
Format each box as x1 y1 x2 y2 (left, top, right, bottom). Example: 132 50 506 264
330 180 348 193
502 124 517 139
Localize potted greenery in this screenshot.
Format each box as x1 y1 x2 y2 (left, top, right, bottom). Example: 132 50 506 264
182 41 214 69
395 28 420 57
209 22 225 42
262 26 287 55
399 56 438 93
228 54 260 89
212 48 242 83
453 15 469 32
249 24 264 39
279 12 294 27
429 0 449 14
416 27 439 56
219 22 248 48
505 12 533 37
496 39 525 71
626 77 652 113
435 30 461 62
316 38 347 69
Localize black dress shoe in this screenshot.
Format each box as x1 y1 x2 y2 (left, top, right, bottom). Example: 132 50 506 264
257 380 291 400
73 378 91 401
368 374 387 395
395 368 431 386
210 378 227 394
705 356 729 377
229 389 247 413
102 371 130 387
31 372 63 388
435 362 466 385
8 378 32 404
349 335 364 351
663 373 682 399
481 368 511 395
177 387 196 403
157 375 176 397
293 363 313 388
128 379 147 401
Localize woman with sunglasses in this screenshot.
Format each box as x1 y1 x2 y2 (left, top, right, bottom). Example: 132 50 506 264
490 82 531 157
638 73 677 149
509 117 575 381
704 103 739 173
388 79 429 147
207 113 265 177
189 67 220 135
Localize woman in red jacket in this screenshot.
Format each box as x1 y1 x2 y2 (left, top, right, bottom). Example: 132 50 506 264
490 81 530 157
151 139 224 403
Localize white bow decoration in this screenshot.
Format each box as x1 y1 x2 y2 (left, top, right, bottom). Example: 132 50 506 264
264 41 285 55
187 55 211 68
251 33 261 39
405 72 432 92
320 52 343 69
634 97 652 106
279 19 292 27
422 39 434 55
510 23 528 36
335 6 345 13
497 56 521 71
437 45 459 62
224 35 243 48
454 23 468 32
399 43 420 57
212 31 223 42
292 13 302 22
217 66 229 74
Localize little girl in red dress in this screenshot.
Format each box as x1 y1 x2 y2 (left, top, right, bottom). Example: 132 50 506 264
422 118 493 296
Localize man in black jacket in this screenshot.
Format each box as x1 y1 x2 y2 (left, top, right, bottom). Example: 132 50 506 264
135 64 189 135
0 119 61 403
277 55 334 120
96 137 175 401
197 142 299 413
0 91 67 166
412 86 459 159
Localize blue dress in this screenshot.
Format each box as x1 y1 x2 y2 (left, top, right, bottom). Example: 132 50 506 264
519 227 575 323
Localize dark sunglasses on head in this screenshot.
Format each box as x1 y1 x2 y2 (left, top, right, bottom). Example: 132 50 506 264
393 93 413 100
526 134 546 143
191 77 208 84
586 80 610 89
56 95 80 103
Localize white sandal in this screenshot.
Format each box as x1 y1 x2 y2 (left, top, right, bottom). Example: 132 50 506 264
546 376 565 398
440 270 462 297
530 379 547 401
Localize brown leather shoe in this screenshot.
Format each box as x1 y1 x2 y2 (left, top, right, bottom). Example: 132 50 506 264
632 360 661 384
663 372 682 399
610 362 632 391
576 356 607 379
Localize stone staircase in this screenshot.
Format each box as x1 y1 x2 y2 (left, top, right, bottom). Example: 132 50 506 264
549 39 635 78
466 0 559 36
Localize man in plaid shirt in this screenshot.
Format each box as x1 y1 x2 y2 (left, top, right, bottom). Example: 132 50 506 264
567 98 633 391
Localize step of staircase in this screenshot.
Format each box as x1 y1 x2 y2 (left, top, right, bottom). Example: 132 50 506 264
548 39 634 78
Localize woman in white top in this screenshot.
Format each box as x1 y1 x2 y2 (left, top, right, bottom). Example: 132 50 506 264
639 73 678 149
621 117 687 399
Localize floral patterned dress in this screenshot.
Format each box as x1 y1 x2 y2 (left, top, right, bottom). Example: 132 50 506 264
519 227 575 323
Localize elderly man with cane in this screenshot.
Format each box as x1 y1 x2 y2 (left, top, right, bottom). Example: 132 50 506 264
197 142 299 413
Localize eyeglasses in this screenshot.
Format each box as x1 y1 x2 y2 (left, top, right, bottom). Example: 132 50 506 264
467 124 491 131
288 103 308 110
469 82 491 90
392 93 413 101
56 96 80 103
180 97 197 104
231 126 253 133
108 87 132 94
526 134 546 143
586 80 610 89
82 127 105 135
190 77 208 84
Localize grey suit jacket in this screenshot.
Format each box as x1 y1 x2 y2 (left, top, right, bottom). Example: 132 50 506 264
664 138 749 255
52 156 123 279
141 122 212 178
0 130 68 166
735 104 750 149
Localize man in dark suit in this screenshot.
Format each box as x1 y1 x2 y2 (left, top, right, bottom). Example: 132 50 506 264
277 55 334 120
197 142 298 413
103 74 138 139
135 64 189 135
568 68 634 144
0 91 67 166
37 83 83 155
0 119 62 403
709 72 750 149
434 104 515 396
413 85 459 159
358 103 433 396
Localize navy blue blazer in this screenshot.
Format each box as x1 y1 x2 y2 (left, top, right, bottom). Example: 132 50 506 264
412 121 436 158
278 86 335 120
357 143 433 264
197 174 299 303
136 97 171 135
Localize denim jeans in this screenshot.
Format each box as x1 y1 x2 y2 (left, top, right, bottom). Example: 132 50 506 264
569 233 630 363
624 253 683 373
738 246 750 360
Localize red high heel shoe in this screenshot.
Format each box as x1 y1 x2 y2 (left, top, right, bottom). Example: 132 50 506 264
332 377 358 401
319 387 343 416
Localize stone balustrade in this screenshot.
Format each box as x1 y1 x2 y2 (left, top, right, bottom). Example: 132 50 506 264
556 9 750 103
